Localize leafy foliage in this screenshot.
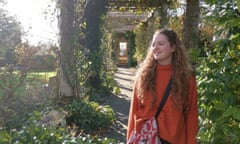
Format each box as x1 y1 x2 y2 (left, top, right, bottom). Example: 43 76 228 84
65 99 115 133
0 111 118 144
0 5 21 63
84 0 109 93
0 71 118 142
0 124 118 144
197 1 240 143
0 66 26 103
125 31 137 67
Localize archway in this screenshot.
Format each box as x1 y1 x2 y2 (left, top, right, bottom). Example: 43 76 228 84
117 41 128 66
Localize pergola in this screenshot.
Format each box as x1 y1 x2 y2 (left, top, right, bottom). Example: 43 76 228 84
105 0 152 32
105 10 151 65
105 11 150 32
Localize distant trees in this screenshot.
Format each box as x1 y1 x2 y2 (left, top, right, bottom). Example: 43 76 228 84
14 43 57 71
0 2 24 103
0 2 21 65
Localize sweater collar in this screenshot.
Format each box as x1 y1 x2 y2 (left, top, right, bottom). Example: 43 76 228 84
156 64 172 70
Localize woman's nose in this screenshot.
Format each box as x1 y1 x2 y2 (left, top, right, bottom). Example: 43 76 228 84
152 45 158 50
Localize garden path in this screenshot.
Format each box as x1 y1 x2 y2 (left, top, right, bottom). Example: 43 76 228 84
102 66 136 142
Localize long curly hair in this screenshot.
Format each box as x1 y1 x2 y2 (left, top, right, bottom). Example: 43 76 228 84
135 28 193 110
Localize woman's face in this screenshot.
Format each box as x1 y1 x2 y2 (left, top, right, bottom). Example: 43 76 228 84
151 33 175 65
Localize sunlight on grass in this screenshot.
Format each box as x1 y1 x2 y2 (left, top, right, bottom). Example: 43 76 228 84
12 71 57 83
27 71 57 82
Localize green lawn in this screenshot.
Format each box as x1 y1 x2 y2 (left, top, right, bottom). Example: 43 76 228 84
26 71 56 82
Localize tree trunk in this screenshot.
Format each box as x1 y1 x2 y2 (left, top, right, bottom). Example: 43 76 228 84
183 0 200 50
58 0 75 97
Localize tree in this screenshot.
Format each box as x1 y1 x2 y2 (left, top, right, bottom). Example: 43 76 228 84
58 0 75 97
182 0 200 50
0 2 21 64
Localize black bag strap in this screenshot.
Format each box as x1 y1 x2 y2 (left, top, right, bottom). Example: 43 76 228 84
155 78 172 118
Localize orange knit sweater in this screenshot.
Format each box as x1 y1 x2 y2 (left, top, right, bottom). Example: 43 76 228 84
127 64 198 144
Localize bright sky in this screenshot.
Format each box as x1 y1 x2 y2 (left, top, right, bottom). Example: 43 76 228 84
5 0 59 46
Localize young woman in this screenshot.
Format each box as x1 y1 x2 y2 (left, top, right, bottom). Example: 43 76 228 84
127 28 198 144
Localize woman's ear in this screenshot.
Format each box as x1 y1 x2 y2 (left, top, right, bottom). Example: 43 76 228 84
171 45 176 52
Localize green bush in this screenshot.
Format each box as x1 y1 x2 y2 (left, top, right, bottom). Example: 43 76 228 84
197 33 240 144
197 1 240 143
197 44 240 144
65 99 115 133
0 109 118 144
0 123 118 144
0 67 26 99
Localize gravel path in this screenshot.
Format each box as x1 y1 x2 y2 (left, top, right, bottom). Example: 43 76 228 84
102 66 136 143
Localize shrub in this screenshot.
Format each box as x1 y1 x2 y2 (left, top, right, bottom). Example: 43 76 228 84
0 123 118 144
65 99 115 133
197 1 240 143
0 109 118 144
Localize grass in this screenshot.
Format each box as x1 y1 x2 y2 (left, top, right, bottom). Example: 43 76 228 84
26 71 56 83
11 71 57 83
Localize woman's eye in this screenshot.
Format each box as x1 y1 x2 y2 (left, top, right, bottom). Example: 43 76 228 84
158 42 164 45
152 42 164 47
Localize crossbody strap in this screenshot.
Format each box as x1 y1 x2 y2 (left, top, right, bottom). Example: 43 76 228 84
155 78 172 118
